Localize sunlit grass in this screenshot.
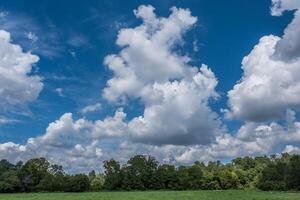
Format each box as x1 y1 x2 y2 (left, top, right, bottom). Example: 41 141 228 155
1 190 300 200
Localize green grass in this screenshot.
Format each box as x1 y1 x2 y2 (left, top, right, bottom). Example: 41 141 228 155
0 190 299 200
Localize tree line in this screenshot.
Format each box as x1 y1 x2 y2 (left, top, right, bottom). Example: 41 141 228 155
0 153 300 193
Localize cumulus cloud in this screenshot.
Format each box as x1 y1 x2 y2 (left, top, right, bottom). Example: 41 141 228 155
96 109 300 165
226 35 300 121
103 5 198 101
128 65 221 145
0 30 43 111
108 3 300 164
176 110 300 163
226 1 300 122
104 5 222 145
1 108 300 172
283 145 300 154
0 109 127 173
271 0 300 61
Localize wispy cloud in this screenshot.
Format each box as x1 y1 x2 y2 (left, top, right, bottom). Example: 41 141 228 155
0 10 63 58
67 34 90 48
55 88 65 97
80 103 102 114
0 116 20 125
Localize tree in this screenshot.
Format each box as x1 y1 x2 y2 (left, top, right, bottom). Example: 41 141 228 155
218 168 239 189
258 161 288 191
123 155 159 190
0 160 14 176
36 173 56 191
88 170 96 181
0 154 300 193
90 175 105 191
176 166 191 190
156 164 177 189
103 159 123 190
19 158 50 191
0 170 21 193
64 174 90 192
288 155 300 190
233 157 256 170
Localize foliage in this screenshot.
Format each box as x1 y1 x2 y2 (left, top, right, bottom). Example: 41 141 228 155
1 153 300 192
90 175 105 191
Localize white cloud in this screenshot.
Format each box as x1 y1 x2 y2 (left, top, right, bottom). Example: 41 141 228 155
226 35 300 121
104 5 222 146
173 7 300 161
1 108 300 172
103 5 198 101
226 1 300 122
0 30 43 111
271 0 300 61
176 109 300 164
283 145 300 154
80 103 102 114
91 108 127 138
128 65 222 145
0 109 127 173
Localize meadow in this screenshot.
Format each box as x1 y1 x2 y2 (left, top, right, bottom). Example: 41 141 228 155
0 191 300 200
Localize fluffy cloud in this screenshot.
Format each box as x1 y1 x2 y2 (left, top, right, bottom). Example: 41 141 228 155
103 5 198 101
271 0 300 61
0 30 43 111
1 108 300 172
104 5 222 145
176 110 300 163
226 1 300 122
283 145 300 154
226 35 300 121
128 65 221 145
0 109 127 173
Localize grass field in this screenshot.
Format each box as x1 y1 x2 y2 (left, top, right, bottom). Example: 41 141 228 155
0 190 300 200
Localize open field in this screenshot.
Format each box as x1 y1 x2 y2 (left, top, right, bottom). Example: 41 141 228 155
0 191 300 200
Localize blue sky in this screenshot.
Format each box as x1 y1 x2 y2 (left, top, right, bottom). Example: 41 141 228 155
1 0 300 172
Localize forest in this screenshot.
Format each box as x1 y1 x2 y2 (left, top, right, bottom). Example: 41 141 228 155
0 153 300 193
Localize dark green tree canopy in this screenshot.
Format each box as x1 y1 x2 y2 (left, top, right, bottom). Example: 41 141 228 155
1 154 300 192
